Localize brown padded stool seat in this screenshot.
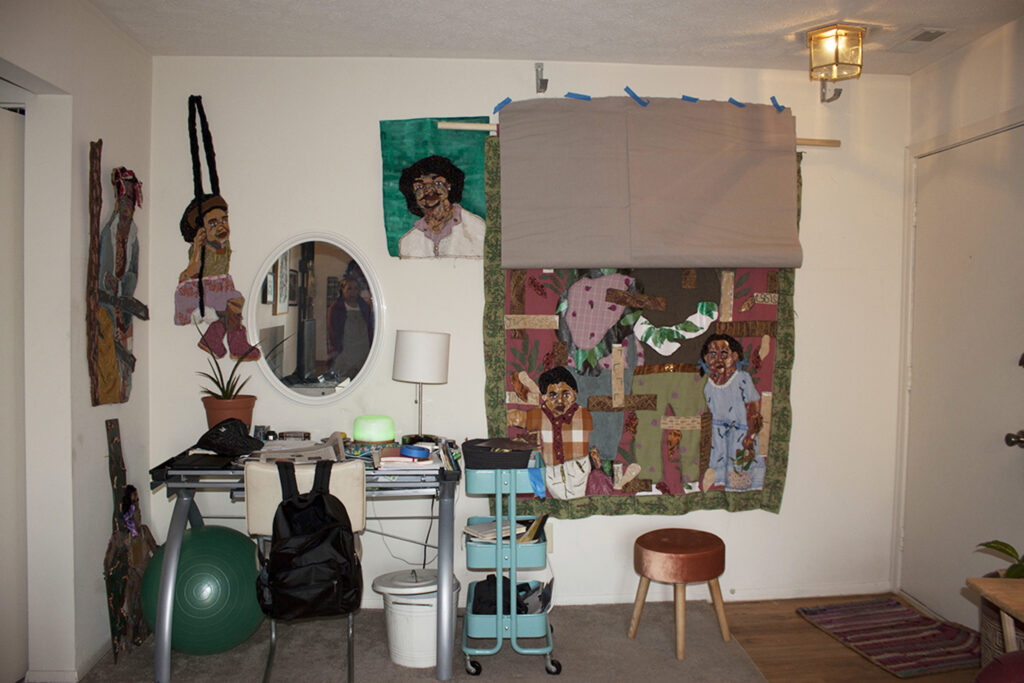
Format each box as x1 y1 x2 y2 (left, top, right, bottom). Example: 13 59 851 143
628 528 730 660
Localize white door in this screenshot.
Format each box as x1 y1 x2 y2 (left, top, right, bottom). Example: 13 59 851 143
901 123 1024 627
0 104 27 681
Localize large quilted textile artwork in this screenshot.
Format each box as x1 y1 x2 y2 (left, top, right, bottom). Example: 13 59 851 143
483 138 799 517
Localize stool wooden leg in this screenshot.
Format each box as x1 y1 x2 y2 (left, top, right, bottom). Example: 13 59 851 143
627 576 650 638
674 583 686 660
708 577 731 642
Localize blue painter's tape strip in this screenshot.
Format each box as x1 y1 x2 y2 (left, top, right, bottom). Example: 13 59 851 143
564 92 591 100
493 97 512 114
770 96 785 112
400 445 430 458
681 94 699 103
624 86 649 107
728 97 746 108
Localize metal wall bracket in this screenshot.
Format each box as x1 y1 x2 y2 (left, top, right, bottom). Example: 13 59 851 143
820 80 843 103
536 62 548 94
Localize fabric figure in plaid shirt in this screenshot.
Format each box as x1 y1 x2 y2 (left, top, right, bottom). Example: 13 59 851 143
524 367 599 500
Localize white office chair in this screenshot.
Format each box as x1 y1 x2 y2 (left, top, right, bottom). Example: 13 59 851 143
244 459 366 683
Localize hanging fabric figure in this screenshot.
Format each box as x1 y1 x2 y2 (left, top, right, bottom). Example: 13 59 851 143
172 95 259 361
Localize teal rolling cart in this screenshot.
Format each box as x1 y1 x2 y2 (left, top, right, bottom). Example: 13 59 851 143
461 467 561 676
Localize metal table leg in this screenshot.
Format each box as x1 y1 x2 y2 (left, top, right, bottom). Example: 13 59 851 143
435 471 458 681
154 489 197 683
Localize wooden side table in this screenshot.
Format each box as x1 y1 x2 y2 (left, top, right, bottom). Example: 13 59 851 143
968 577 1024 652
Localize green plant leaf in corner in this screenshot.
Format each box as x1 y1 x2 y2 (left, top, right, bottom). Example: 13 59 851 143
978 540 1021 562
1006 563 1024 579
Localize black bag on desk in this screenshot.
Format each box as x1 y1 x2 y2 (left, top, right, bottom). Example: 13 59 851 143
256 460 363 620
472 574 529 615
195 418 263 456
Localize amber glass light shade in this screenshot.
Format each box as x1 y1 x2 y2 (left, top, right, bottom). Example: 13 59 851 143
807 24 865 81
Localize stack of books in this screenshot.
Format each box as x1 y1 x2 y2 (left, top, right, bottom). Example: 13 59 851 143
463 514 549 544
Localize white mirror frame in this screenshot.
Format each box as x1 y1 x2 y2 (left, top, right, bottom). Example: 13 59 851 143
247 231 386 405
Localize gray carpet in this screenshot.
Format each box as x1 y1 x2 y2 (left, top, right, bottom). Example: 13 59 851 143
82 601 765 682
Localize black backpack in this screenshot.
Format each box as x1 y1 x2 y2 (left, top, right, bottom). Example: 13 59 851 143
256 460 363 620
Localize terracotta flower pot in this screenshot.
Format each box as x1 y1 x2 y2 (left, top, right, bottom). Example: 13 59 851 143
201 394 257 429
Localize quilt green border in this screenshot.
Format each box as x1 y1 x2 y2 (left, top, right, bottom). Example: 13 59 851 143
481 137 799 517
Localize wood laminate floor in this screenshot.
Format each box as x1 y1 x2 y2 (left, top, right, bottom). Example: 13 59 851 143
728 594 980 682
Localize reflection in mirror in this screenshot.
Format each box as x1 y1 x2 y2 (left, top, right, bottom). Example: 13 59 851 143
249 234 384 404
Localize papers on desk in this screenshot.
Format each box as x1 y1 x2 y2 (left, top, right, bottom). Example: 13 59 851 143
232 440 338 466
374 446 444 470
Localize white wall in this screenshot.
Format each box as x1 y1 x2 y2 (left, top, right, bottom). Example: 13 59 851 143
0 1 152 680
911 18 1024 147
150 58 910 608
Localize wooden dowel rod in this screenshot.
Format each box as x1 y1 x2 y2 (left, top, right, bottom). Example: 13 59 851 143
796 137 841 147
437 122 841 147
437 121 495 131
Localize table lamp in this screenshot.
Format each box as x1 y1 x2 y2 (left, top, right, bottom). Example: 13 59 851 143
392 330 450 436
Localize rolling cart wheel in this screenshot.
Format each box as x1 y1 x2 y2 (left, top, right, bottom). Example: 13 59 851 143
545 657 562 675
466 659 482 676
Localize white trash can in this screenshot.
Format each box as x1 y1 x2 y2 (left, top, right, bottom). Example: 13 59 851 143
372 569 460 668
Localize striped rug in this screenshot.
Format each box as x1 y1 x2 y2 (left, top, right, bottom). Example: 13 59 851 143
796 598 980 678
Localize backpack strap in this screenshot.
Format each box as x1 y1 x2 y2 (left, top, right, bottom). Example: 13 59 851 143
312 460 333 495
275 460 300 500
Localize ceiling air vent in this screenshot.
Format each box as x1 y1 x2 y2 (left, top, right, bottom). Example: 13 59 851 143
910 29 947 42
892 27 950 53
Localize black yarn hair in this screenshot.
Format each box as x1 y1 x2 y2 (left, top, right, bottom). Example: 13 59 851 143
398 155 465 216
538 366 578 395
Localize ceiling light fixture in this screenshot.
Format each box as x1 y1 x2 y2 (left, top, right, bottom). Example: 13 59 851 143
806 23 866 103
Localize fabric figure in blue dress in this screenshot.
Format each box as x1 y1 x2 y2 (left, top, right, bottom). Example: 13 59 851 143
699 334 764 491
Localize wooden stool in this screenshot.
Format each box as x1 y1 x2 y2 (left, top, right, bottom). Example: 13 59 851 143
627 528 730 660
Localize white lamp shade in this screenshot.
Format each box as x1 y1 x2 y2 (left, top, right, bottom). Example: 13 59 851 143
393 330 450 385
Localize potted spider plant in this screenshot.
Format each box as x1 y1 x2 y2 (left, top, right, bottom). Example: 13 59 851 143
198 349 258 428
196 324 282 428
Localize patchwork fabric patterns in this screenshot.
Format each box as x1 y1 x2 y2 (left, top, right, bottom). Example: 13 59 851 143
483 138 797 518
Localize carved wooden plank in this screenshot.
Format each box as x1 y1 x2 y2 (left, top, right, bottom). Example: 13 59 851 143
504 314 559 330
719 270 734 323
660 415 704 431
588 394 657 412
716 320 777 338
611 345 625 408
759 392 772 456
605 289 667 311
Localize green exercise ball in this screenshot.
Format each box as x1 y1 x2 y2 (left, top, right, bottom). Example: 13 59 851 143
141 525 264 655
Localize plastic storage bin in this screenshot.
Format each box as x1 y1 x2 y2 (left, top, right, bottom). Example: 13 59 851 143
372 569 460 668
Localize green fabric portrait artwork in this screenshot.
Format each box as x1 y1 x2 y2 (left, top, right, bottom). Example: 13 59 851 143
380 117 489 259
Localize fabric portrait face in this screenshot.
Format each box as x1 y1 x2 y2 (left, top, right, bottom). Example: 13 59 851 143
412 173 452 221
703 338 739 385
202 208 230 249
542 381 577 417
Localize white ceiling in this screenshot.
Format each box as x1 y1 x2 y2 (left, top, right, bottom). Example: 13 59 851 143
90 0 1024 75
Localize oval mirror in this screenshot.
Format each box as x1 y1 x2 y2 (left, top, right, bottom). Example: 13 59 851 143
247 232 385 404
